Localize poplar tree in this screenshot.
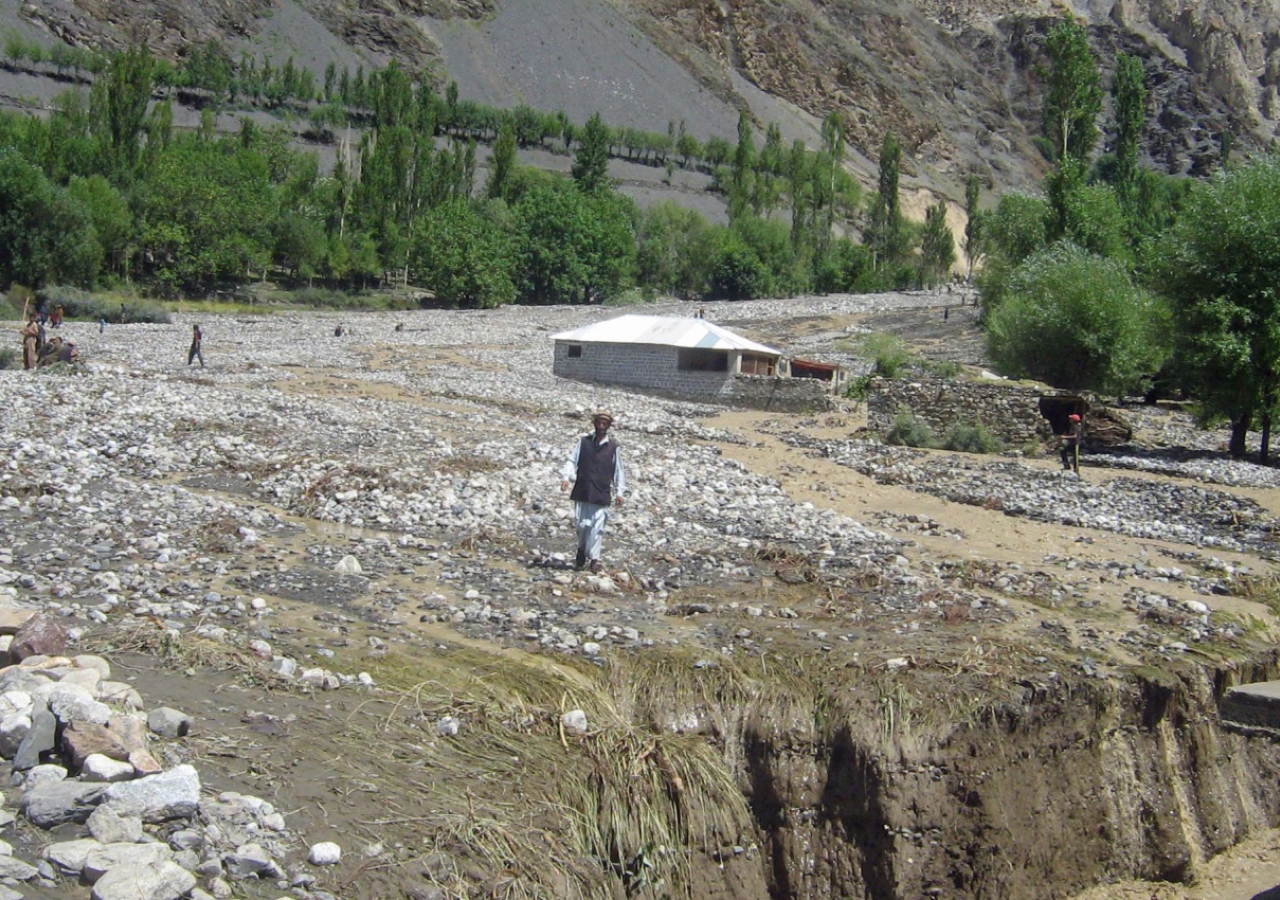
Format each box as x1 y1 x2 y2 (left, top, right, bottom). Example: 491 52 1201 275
571 112 611 194
1110 53 1146 202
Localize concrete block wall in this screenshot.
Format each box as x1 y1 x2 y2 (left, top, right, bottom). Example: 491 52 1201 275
553 341 832 411
867 377 1052 445
554 341 734 397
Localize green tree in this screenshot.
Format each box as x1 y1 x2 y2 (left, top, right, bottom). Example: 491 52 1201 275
635 201 710 297
1043 18 1102 165
96 45 156 182
0 149 101 286
866 132 907 270
814 238 876 293
486 122 517 200
729 112 754 220
513 180 634 304
135 138 275 290
963 174 984 278
571 113 611 194
1110 53 1146 203
987 242 1168 395
732 215 797 296
66 174 132 277
919 200 956 286
1153 154 1280 461
709 236 766 300
410 200 516 308
272 210 326 281
976 191 1050 311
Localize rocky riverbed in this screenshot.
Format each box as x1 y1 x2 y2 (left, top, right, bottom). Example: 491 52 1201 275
1 292 1279 900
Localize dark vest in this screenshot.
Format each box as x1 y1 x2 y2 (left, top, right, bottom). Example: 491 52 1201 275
570 435 619 506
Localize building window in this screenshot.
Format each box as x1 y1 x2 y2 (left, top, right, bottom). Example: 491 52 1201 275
677 348 729 372
567 345 582 358
740 354 776 376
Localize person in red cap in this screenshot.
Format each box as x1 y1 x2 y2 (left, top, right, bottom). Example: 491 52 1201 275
1060 413 1083 473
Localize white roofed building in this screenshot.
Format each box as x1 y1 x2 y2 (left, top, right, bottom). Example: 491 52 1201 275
551 314 834 410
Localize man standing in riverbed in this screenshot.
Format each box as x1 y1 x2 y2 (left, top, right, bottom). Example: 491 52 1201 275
188 324 204 368
1060 413 1083 474
561 410 626 573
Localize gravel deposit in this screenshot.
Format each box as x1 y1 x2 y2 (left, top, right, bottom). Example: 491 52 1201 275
0 291 1271 678
0 291 1276 899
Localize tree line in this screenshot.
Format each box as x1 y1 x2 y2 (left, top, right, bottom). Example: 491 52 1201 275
0 43 960 309
973 17 1280 462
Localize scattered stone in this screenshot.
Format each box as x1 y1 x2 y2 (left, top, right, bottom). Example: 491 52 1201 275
561 710 589 735
90 860 195 900
308 842 342 865
83 753 137 783
21 779 106 827
83 841 174 882
88 806 144 844
10 615 66 661
102 765 200 822
146 707 192 739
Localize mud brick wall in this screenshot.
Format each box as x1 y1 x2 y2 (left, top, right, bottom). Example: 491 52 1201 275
867 377 1052 444
553 342 831 411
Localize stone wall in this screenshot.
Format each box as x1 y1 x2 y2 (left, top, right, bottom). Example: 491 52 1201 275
726 375 833 412
867 377 1053 445
553 341 833 411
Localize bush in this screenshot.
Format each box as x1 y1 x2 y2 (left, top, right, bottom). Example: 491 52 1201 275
109 297 171 324
885 408 937 448
0 348 17 370
943 421 1002 454
922 359 962 379
290 287 371 309
844 373 874 401
37 287 171 324
860 333 914 378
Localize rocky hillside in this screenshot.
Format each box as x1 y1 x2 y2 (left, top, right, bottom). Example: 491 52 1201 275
5 0 1278 198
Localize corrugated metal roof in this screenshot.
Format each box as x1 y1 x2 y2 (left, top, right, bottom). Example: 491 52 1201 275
551 315 781 356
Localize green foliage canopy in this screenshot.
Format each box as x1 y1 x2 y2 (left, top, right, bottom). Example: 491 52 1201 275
987 242 1168 395
1153 153 1280 460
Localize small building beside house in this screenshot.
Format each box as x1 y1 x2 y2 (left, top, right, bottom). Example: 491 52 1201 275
551 314 836 411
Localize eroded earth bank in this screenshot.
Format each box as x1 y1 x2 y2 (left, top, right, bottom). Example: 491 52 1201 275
3 293 1280 900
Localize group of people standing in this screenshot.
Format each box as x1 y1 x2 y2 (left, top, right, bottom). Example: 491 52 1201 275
18 307 76 370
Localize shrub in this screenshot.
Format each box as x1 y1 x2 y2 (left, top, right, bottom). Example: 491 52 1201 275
943 421 1002 454
885 408 937 448
923 359 962 379
844 373 874 401
37 287 171 324
290 287 370 308
860 333 914 378
0 348 17 370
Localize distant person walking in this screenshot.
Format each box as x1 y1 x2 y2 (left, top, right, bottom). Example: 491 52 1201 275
1060 413 1083 474
187 324 204 368
560 410 627 573
99 317 106 334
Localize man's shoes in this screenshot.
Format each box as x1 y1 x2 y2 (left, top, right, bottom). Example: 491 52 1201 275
574 545 586 570
589 560 603 574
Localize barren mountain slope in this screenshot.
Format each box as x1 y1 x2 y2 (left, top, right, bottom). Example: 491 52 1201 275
7 0 1278 193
